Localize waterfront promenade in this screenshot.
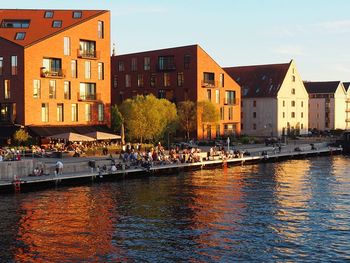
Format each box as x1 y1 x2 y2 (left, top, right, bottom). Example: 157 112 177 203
0 140 342 193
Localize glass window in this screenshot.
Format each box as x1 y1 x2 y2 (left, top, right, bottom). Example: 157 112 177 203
15 32 25 40
79 83 96 100
118 61 125 72
301 112 304 118
164 73 170 87
215 90 220 103
291 112 295 118
125 74 131 88
52 20 62 28
158 89 166 99
49 80 56 99
301 101 304 107
57 103 64 122
177 72 184 87
283 100 285 107
79 40 96 58
4 80 10 99
291 101 295 107
113 75 118 89
291 88 295 94
225 91 236 105
0 57 3 75
11 56 17 75
98 62 104 80
228 107 233 120
42 57 62 77
203 72 215 86
184 55 191 69
207 89 211 101
219 74 224 87
33 79 41 99
158 56 176 71
73 11 82 19
85 61 91 79
144 57 150 70
64 81 71 100
71 104 78 122
253 100 256 107
2 19 30 28
137 74 144 88
220 107 224 120
71 60 77 78
150 73 156 87
44 11 54 18
85 104 91 121
253 112 256 118
131 58 137 71
41 103 49 122
97 20 104 38
98 104 104 121
64 37 70 56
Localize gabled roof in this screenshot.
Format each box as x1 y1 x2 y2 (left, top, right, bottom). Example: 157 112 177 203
343 82 350 92
303 81 341 94
224 61 291 98
0 9 107 47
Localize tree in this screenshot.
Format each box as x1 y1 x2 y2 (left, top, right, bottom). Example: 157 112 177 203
177 100 197 141
197 100 219 139
13 129 30 145
119 94 178 143
110 104 124 133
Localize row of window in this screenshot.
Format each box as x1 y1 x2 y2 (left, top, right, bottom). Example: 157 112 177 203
203 124 237 139
44 11 83 19
0 56 18 76
41 103 104 122
248 100 305 108
248 123 305 131
246 111 305 119
207 90 237 105
219 106 236 121
118 55 191 72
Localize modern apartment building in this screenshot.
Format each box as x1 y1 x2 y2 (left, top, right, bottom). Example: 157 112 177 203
225 60 309 137
304 81 347 131
111 45 241 139
0 9 110 140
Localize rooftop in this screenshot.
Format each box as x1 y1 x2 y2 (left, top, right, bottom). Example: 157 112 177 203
303 81 341 94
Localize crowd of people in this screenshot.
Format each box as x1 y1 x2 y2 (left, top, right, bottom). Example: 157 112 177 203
0 148 22 162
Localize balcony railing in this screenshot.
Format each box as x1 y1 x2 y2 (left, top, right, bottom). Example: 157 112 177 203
224 98 239 106
77 49 100 59
201 80 218 88
77 92 101 101
40 68 65 78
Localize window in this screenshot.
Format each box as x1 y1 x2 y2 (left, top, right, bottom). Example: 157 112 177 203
73 11 82 19
4 80 10 99
228 107 233 120
11 56 17 75
118 61 125 72
291 88 295 95
220 107 224 120
52 20 62 28
15 32 25 40
98 62 104 80
64 81 71 100
253 112 256 118
283 100 285 107
131 58 137 71
79 83 96 100
150 73 156 87
79 40 96 58
219 73 224 87
177 72 184 86
215 90 220 103
42 58 62 77
57 103 64 122
71 60 77 78
98 104 104 121
207 125 212 140
253 100 256 107
144 57 150 70
97 20 104 38
158 89 166 99
292 75 296 82
49 80 56 99
85 61 91 79
301 101 304 107
125 74 131 88
216 125 220 138
113 75 118 89
291 101 295 107
225 91 236 105
184 54 191 69
203 72 215 86
0 57 3 75
158 56 176 71
85 104 91 121
291 112 295 118
207 89 211 101
64 37 70 56
184 89 189 100
2 19 30 28
283 112 285 118
44 11 54 18
33 80 41 99
137 74 144 87
71 104 78 122
164 73 170 87
253 123 257 130
41 103 49 122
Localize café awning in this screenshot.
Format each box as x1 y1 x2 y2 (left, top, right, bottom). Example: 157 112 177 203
84 131 121 140
48 132 95 142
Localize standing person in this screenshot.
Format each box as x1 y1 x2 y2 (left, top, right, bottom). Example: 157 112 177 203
55 161 63 175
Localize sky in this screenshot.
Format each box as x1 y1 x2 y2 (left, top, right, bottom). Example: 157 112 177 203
2 0 350 81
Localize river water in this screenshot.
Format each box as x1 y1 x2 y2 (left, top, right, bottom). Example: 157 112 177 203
0 156 349 262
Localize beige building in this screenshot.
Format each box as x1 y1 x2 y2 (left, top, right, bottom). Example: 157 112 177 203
304 81 347 131
343 82 350 130
224 60 308 137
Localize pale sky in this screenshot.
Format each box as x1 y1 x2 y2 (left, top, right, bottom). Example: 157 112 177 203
2 0 350 81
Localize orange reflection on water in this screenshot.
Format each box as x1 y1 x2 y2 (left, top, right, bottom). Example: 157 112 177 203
14 187 127 262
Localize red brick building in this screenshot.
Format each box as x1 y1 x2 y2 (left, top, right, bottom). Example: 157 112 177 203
0 9 111 140
111 45 241 139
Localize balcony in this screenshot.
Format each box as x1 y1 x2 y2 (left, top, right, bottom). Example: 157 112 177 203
77 92 101 101
224 98 239 106
201 80 218 88
40 68 65 78
77 49 100 59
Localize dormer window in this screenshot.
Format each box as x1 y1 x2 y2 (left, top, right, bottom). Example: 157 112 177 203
73 11 82 19
44 11 54 18
15 32 26 40
52 20 62 28
1 20 30 28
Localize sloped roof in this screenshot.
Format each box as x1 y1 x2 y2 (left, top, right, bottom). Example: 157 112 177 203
224 61 291 98
0 9 107 47
303 81 341 94
343 82 350 92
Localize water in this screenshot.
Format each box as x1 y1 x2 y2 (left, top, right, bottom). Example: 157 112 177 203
0 156 350 262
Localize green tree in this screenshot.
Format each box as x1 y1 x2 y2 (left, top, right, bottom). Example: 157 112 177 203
177 100 197 141
111 104 124 133
13 129 30 145
197 100 219 139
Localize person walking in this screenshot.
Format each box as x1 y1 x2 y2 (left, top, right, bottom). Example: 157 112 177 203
55 161 63 175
